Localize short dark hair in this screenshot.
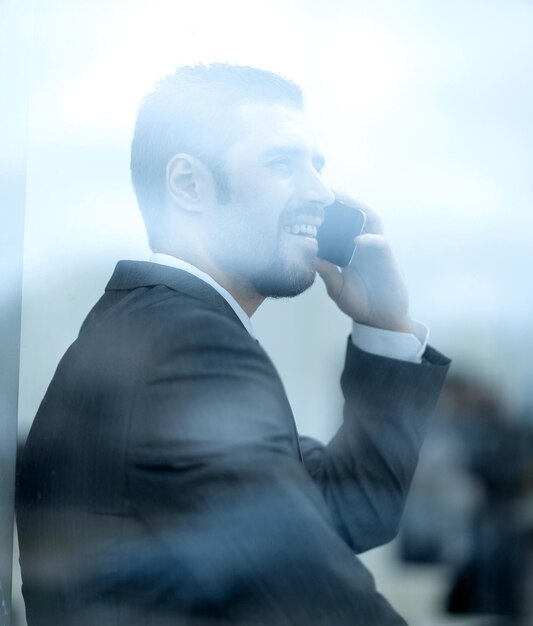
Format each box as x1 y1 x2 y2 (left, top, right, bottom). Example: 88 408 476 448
130 63 304 248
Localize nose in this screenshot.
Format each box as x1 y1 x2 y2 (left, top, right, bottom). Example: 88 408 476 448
300 166 335 208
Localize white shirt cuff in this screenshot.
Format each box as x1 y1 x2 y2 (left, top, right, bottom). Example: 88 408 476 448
351 319 429 363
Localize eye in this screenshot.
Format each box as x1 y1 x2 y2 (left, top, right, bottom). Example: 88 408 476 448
268 158 294 173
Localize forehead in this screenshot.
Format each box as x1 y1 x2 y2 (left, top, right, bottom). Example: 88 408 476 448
229 100 319 157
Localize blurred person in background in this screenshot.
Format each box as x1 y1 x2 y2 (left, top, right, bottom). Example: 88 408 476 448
400 374 533 622
16 64 450 625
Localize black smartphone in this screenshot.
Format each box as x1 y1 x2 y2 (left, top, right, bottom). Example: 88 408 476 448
317 200 366 267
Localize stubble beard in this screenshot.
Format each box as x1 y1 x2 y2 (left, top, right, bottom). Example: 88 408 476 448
249 238 317 299
215 229 317 299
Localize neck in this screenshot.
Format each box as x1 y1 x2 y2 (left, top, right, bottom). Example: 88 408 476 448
208 268 265 317
155 246 265 317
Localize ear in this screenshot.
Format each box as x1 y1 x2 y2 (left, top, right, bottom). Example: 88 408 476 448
166 153 216 211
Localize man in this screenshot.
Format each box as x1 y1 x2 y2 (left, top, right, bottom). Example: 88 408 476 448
17 64 450 625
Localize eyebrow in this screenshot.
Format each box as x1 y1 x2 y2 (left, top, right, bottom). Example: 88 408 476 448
262 146 326 171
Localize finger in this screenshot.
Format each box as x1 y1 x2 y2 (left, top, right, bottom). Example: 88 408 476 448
350 234 397 272
354 233 390 250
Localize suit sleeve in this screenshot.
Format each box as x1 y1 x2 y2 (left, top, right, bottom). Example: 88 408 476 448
121 307 408 625
300 340 451 554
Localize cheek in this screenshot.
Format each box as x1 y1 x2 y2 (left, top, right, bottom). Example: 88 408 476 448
222 181 292 244
240 199 286 239
216 206 274 252
235 174 293 211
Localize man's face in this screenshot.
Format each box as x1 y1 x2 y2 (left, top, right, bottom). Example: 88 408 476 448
205 101 335 298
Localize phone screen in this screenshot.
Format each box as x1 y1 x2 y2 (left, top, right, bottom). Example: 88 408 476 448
317 201 366 267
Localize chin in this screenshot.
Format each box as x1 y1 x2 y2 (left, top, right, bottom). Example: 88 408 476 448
252 263 316 299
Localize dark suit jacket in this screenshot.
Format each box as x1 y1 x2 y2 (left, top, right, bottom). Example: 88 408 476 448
17 260 450 625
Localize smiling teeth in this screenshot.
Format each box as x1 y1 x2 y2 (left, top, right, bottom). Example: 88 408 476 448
284 224 318 237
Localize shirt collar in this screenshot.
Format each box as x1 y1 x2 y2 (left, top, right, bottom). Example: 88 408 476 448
149 253 255 338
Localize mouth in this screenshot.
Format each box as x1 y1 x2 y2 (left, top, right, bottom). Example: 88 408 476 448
282 223 319 239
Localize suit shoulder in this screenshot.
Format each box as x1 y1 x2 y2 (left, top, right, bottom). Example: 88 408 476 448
83 283 240 329
139 286 249 342
82 284 252 354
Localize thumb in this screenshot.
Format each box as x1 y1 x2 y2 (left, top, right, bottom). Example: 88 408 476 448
314 258 343 301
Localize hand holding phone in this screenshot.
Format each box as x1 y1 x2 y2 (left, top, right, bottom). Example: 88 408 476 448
315 197 411 332
317 200 366 267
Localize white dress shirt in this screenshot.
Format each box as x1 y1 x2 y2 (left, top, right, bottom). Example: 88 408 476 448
149 253 428 363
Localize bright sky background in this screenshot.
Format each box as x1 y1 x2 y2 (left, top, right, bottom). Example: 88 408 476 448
17 0 533 437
